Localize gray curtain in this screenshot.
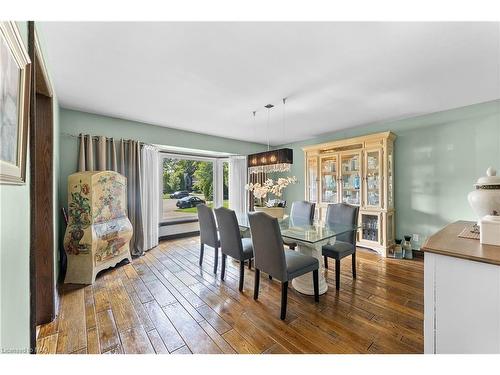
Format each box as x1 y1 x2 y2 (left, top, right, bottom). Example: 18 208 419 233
77 134 145 256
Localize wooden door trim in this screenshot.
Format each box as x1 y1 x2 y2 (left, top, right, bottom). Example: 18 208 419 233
34 31 52 98
28 21 55 353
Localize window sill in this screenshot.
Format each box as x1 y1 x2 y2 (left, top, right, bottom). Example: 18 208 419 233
159 218 199 227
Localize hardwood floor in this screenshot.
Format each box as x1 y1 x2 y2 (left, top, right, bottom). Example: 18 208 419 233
36 237 424 354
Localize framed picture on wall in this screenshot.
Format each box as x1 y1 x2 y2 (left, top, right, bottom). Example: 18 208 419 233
0 21 31 184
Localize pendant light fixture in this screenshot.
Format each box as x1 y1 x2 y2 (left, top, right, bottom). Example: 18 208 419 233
248 99 293 174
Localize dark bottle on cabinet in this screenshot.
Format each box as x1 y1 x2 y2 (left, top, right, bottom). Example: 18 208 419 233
403 235 413 259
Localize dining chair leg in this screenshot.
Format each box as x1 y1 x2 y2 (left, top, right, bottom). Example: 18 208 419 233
248 259 252 270
199 243 204 266
280 282 288 320
253 269 260 300
313 269 319 302
213 246 218 274
268 275 272 280
352 252 356 279
335 259 340 290
324 255 328 269
239 261 245 292
221 254 226 281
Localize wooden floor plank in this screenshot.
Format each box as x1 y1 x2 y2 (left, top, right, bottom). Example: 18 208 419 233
55 286 86 354
36 333 58 354
198 320 236 354
93 287 111 313
163 302 222 354
86 327 100 354
222 329 260 354
196 304 232 335
37 319 58 340
96 309 120 353
120 327 155 354
84 285 97 330
171 346 192 354
123 263 140 279
231 313 277 353
144 300 185 353
174 270 199 286
71 348 87 354
144 279 177 307
131 278 155 304
103 345 123 354
107 278 143 333
127 290 156 332
142 254 206 322
147 329 169 354
263 342 292 354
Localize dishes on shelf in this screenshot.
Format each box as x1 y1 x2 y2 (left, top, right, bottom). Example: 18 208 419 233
322 159 336 173
362 214 379 242
367 155 378 170
367 191 379 206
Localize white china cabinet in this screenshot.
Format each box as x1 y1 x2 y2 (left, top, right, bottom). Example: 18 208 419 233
303 131 396 256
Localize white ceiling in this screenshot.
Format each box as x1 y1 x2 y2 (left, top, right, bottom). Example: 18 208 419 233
39 22 500 146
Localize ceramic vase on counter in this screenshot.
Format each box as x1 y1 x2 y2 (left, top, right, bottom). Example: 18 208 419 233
468 167 500 224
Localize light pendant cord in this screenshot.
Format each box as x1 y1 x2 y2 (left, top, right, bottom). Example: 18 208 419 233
253 110 257 144
282 97 287 144
264 103 274 151
267 107 270 151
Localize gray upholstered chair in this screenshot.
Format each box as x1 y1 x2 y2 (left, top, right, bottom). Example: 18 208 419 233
197 204 220 274
214 207 254 292
248 212 319 320
322 203 359 290
284 201 316 250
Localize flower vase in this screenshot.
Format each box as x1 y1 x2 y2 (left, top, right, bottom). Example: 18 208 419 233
254 206 285 219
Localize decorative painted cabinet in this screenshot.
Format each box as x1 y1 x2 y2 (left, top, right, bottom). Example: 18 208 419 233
303 131 396 256
64 171 133 284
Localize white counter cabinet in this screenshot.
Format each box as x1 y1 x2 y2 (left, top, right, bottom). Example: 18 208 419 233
423 221 500 354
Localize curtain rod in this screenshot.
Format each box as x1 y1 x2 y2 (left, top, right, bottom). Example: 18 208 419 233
158 150 239 160
61 132 155 147
62 132 246 158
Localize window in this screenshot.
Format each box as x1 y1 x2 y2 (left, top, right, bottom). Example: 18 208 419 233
223 160 229 202
160 154 230 231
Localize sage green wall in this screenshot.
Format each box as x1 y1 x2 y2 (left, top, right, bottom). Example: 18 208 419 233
58 108 266 227
276 100 500 249
0 22 59 352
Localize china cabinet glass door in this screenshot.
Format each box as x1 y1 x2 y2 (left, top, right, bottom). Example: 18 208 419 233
320 155 338 204
339 152 361 205
306 156 318 203
364 149 383 208
361 212 381 243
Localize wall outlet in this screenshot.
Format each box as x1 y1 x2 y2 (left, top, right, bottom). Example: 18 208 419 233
412 234 420 243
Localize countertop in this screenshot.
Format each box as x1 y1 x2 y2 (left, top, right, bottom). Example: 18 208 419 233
422 220 500 266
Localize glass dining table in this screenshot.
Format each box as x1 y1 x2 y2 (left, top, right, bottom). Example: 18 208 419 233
235 213 360 295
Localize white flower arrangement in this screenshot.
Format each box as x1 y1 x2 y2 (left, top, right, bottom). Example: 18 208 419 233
245 176 297 200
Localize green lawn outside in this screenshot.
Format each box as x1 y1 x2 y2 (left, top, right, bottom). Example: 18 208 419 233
174 200 229 213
